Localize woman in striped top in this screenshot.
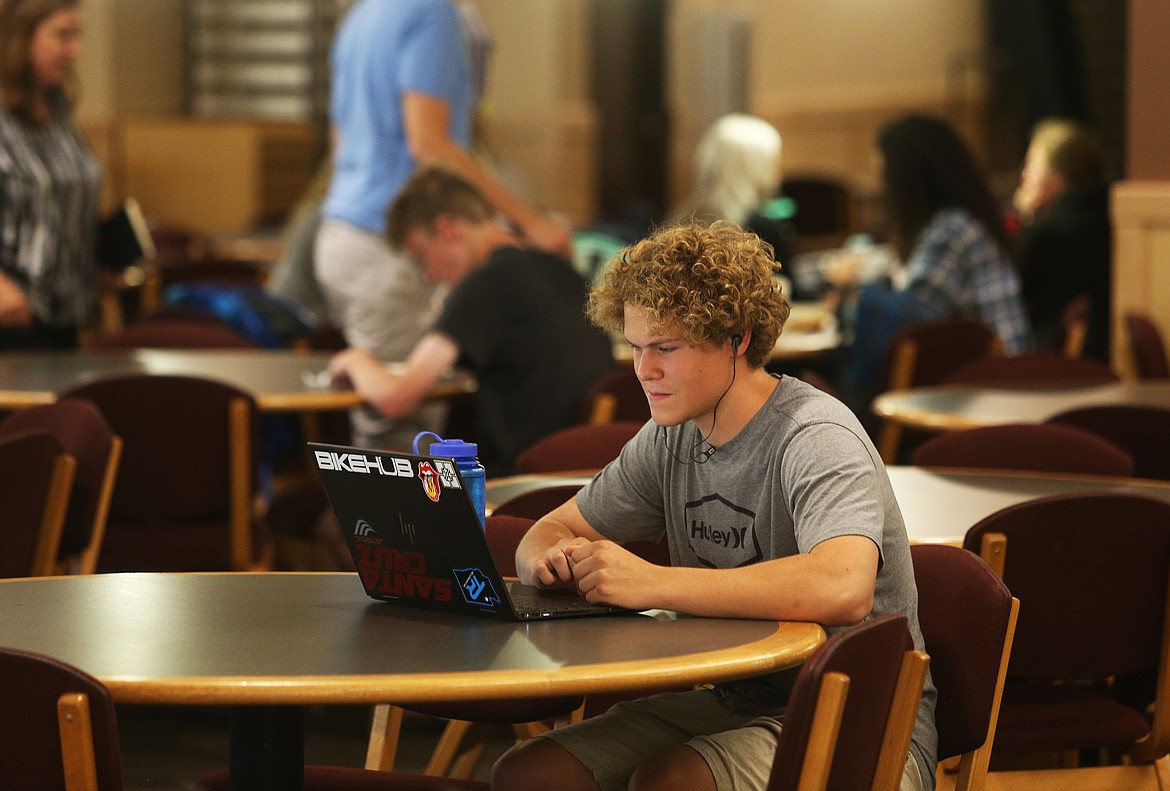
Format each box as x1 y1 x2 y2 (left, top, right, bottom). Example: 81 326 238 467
0 0 101 349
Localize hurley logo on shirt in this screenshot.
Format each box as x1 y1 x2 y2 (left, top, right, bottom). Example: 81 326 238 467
684 494 762 568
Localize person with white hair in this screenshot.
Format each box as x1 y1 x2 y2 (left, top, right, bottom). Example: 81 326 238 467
677 113 795 267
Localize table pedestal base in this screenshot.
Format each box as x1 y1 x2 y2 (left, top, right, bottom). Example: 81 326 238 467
229 705 304 791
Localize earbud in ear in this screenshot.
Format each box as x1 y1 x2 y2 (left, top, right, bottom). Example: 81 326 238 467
731 334 743 354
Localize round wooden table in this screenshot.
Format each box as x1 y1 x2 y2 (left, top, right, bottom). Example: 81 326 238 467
0 572 823 790
0 349 475 413
871 380 1170 433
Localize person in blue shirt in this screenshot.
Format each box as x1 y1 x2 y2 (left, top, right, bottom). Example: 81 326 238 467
316 0 569 450
839 115 1031 416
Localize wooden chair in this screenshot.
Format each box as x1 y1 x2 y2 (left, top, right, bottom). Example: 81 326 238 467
911 544 1019 791
0 430 76 579
1047 404 1170 481
582 367 650 425
911 423 1135 478
943 351 1119 386
962 493 1170 787
513 421 642 474
0 398 123 575
766 613 929 791
0 647 125 791
60 374 264 572
875 318 1001 462
1125 312 1170 380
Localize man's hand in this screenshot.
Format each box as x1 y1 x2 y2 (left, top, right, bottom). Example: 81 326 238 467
566 539 661 610
0 274 32 327
521 214 573 258
327 347 378 386
527 535 593 589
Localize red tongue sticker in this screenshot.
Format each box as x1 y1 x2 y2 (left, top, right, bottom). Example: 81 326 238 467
418 461 441 502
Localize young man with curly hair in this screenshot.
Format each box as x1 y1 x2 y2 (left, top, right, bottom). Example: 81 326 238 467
492 222 937 791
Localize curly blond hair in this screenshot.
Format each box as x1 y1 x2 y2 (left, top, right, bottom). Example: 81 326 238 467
588 222 789 368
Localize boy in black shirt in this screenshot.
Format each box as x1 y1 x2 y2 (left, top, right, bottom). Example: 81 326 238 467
328 166 615 472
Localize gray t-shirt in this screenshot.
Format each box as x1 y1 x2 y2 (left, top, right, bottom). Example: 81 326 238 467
576 375 938 788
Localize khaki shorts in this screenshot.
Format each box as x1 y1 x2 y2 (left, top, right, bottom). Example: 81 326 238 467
538 688 924 791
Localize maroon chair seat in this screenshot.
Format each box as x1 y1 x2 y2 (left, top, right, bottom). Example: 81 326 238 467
911 423 1135 477
963 493 1170 762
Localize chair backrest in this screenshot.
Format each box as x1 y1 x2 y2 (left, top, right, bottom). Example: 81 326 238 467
0 430 76 578
0 647 124 791
874 317 1000 463
944 351 1119 385
911 423 1135 477
1047 405 1170 481
582 367 650 425
484 514 535 577
513 421 642 474
911 544 1018 791
88 312 256 350
883 318 1000 392
1125 312 1170 380
766 613 927 791
0 399 123 574
491 484 585 521
59 374 261 571
963 493 1170 683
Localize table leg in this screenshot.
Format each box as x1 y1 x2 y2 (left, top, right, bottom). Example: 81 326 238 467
228 705 304 791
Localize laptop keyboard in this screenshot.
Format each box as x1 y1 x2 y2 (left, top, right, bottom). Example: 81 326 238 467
508 583 611 614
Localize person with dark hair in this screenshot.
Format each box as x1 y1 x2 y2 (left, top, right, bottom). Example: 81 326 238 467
0 0 100 349
491 221 936 791
1012 118 1111 360
327 166 614 473
840 114 1031 413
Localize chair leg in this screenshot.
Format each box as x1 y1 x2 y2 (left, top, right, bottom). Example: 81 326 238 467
1156 755 1170 791
425 719 475 776
364 704 404 771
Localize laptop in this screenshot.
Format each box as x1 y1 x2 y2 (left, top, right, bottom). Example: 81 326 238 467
310 441 627 620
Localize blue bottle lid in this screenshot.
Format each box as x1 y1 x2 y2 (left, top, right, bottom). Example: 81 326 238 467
413 431 478 459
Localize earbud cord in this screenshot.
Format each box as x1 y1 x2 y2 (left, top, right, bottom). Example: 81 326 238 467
664 341 739 465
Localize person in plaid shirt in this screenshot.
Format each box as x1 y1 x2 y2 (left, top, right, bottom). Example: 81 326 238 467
841 114 1032 416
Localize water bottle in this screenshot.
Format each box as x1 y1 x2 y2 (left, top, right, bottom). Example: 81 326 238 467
413 431 486 528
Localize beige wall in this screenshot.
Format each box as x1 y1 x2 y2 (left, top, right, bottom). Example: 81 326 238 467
77 0 989 229
1109 1 1170 375
1127 0 1170 181
667 0 987 208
